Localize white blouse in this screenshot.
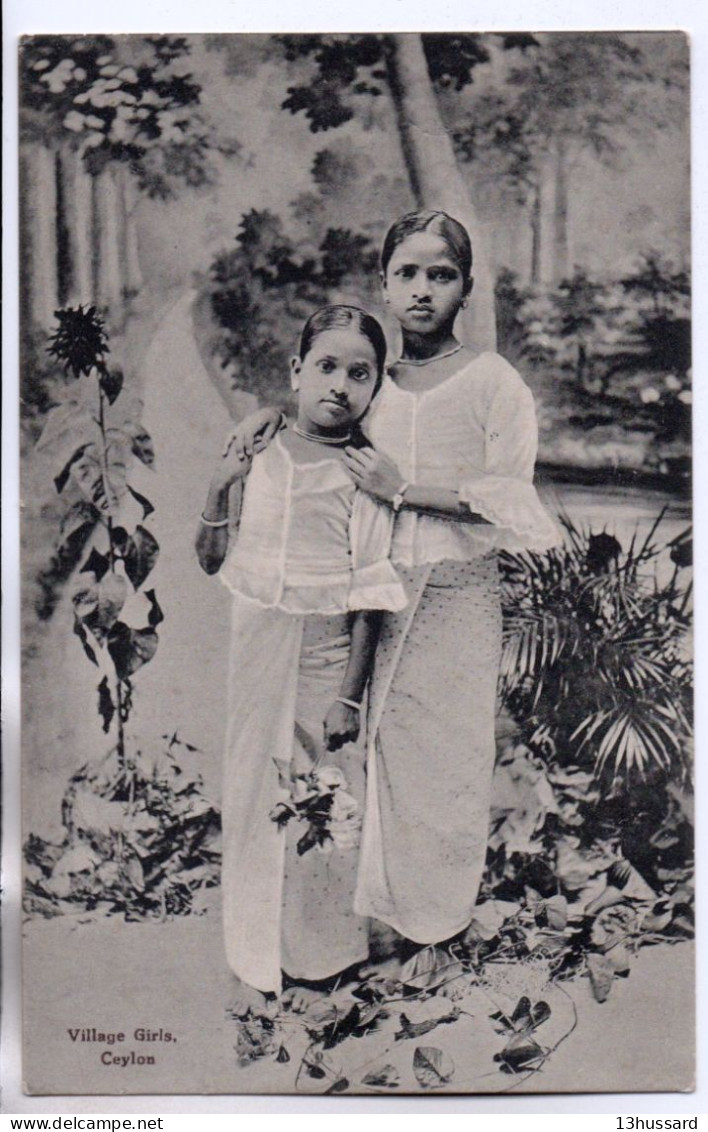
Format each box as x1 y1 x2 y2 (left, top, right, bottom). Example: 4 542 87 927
220 434 407 615
365 352 560 567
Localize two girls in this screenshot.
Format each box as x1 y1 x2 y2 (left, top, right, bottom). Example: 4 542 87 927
227 209 559 974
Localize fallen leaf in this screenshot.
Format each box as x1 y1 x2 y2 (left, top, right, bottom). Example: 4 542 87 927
399 945 462 990
543 894 568 931
606 945 631 976
361 1063 400 1089
325 1077 349 1094
395 1006 460 1041
495 1032 545 1073
412 1045 455 1089
587 952 614 1002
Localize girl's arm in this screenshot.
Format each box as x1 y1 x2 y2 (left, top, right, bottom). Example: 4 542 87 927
195 448 250 575
323 609 383 752
342 447 490 525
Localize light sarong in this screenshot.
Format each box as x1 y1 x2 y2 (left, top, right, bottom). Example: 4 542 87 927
355 557 502 944
222 595 368 994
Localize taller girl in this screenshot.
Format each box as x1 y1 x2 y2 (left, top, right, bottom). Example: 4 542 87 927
232 209 560 956
344 209 559 949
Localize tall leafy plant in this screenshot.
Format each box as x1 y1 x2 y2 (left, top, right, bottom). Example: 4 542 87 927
38 306 162 766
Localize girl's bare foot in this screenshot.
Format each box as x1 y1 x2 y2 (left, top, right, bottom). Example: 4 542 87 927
280 984 323 1013
357 955 404 982
226 977 275 1019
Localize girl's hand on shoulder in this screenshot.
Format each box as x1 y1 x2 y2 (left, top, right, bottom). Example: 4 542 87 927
324 701 360 752
343 445 403 504
211 445 252 491
223 407 283 461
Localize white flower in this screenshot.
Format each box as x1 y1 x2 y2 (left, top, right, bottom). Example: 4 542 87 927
640 386 660 404
678 389 692 405
118 67 138 83
330 789 359 823
315 766 346 791
665 373 682 392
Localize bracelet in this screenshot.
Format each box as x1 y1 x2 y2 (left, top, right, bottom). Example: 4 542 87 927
391 481 411 514
200 512 229 528
336 696 362 712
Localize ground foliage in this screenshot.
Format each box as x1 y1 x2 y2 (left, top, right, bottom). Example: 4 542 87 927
23 516 693 1087
23 733 220 920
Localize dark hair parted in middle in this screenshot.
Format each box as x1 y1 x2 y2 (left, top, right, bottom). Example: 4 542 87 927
380 209 473 284
298 305 388 377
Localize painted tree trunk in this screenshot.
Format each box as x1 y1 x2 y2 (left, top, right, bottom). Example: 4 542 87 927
530 181 542 286
55 148 93 307
118 168 144 296
71 149 96 306
20 143 59 329
386 33 497 354
552 136 570 283
93 169 124 318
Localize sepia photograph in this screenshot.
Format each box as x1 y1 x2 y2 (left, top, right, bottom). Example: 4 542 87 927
15 28 693 1097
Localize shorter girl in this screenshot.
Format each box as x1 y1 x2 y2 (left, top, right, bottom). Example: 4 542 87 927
196 305 406 1015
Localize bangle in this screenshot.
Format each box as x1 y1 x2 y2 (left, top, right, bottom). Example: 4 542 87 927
336 696 362 712
200 512 229 528
391 481 410 514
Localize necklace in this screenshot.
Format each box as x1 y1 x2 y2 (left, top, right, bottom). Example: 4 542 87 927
292 424 352 446
396 342 463 367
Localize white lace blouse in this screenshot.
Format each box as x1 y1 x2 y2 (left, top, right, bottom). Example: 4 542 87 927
365 352 560 567
220 434 407 615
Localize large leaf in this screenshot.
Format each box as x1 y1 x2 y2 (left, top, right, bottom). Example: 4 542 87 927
61 499 100 541
106 621 159 679
36 397 99 459
69 440 129 515
113 526 159 590
54 444 91 494
80 547 111 583
72 574 128 643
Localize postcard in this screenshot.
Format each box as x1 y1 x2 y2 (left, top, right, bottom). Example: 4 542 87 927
18 30 693 1096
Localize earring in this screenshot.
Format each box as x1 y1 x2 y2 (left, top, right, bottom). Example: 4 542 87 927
461 298 468 309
